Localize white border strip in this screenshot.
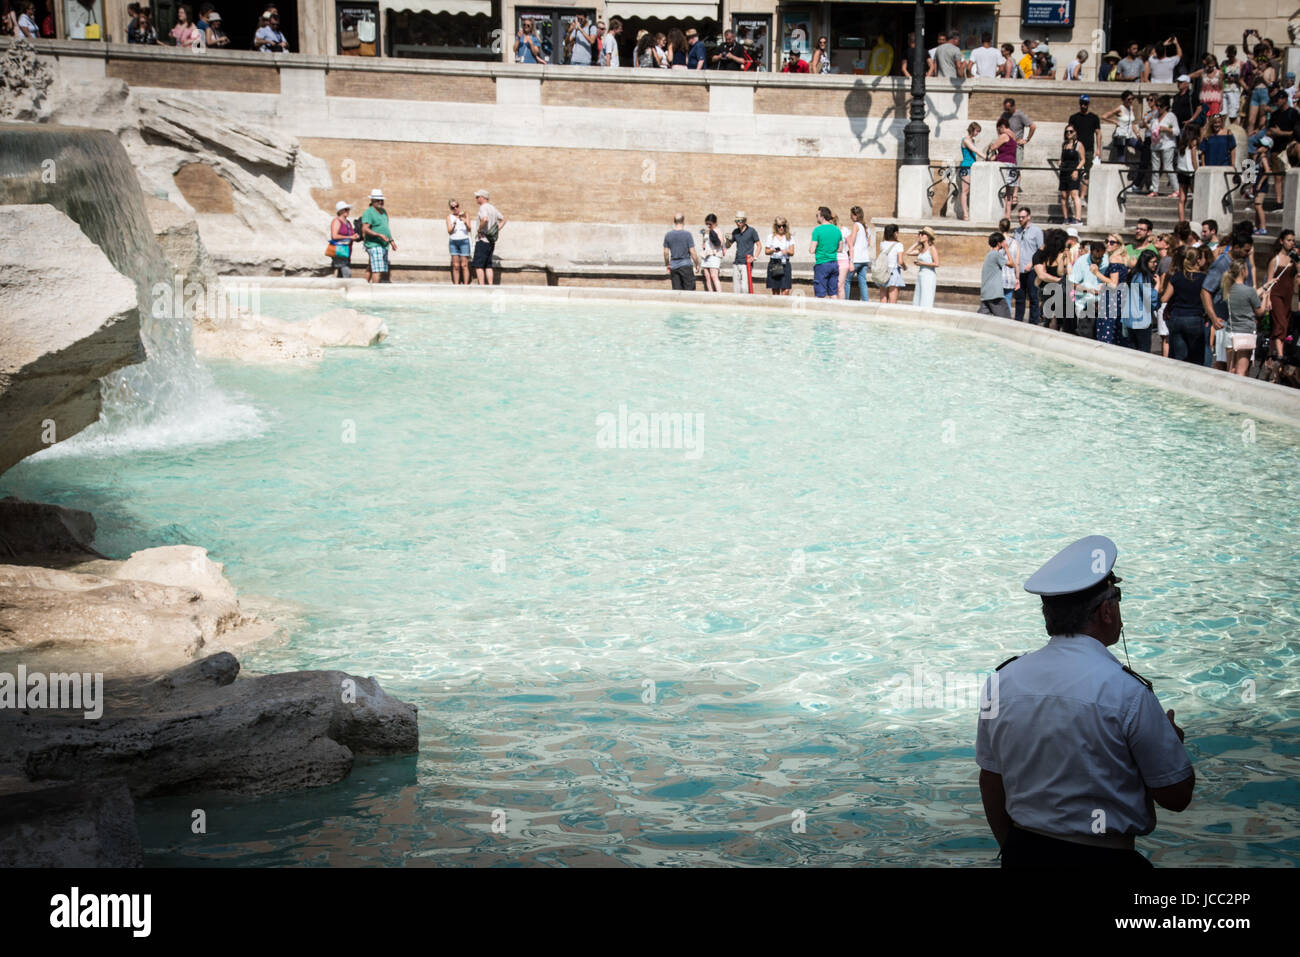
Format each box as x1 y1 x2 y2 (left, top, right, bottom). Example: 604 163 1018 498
223 278 1300 432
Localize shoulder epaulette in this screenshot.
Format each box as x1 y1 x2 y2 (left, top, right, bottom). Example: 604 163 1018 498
1122 665 1154 692
995 655 1022 671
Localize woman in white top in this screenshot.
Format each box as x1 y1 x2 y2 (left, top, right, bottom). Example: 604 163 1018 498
1101 91 1137 164
764 217 794 295
446 198 472 284
700 213 725 292
878 223 906 303
848 205 873 302
833 214 852 299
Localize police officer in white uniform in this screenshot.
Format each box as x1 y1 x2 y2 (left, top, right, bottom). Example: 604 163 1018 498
976 535 1195 868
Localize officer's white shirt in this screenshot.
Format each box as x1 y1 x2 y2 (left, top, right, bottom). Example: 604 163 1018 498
976 634 1192 838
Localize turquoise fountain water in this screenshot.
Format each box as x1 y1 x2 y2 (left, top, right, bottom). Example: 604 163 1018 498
4 292 1298 866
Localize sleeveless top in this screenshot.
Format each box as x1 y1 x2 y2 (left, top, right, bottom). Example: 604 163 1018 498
1060 143 1080 174
996 135 1018 164
818 53 831 74
1271 259 1295 305
917 248 935 269
960 141 978 168
672 49 686 67
1114 104 1134 139
1200 70 1223 113
851 223 872 263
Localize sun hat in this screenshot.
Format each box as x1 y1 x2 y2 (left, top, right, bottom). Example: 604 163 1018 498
919 226 936 241
1104 50 1119 60
369 188 385 201
1065 226 1080 239
735 211 747 221
474 189 490 199
208 11 221 21
336 200 351 212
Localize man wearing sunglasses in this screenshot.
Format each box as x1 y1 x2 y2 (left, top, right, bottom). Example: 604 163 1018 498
976 535 1195 868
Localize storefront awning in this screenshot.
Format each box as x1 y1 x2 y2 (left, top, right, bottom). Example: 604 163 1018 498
380 0 492 16
602 2 722 20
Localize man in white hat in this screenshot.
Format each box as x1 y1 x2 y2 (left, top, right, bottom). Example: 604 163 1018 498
975 535 1194 868
726 212 761 294
361 188 396 284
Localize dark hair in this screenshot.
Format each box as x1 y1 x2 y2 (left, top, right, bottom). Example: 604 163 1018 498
1041 228 1069 264
1136 217 1153 231
818 206 833 222
1018 206 1032 217
1231 221 1255 247
1274 228 1295 256
1202 219 1218 235
883 224 898 241
1133 248 1159 279
1041 582 1109 636
1157 95 1172 110
1090 241 1107 258
705 213 717 225
988 232 1004 248
981 31 992 44
998 217 1011 232
1174 221 1192 244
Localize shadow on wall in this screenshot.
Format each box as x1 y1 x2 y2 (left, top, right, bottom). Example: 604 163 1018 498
844 78 962 156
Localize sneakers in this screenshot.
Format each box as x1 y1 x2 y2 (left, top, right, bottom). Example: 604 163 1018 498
1254 228 1268 236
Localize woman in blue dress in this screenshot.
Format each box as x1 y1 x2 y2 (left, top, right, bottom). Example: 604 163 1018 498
1096 234 1128 345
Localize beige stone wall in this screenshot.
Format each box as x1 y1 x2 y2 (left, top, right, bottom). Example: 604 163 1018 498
300 136 900 224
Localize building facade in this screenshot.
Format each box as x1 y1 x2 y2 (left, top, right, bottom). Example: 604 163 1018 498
39 0 1300 75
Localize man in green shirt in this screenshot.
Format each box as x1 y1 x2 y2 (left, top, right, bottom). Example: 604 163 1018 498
809 206 843 298
361 188 397 283
1124 217 1156 262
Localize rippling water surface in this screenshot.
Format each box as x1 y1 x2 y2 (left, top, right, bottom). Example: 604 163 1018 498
5 293 1299 866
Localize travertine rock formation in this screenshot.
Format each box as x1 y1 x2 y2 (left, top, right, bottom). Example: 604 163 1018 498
0 204 143 475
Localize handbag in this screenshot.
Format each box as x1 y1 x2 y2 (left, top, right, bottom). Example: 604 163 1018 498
769 259 786 280
325 242 338 258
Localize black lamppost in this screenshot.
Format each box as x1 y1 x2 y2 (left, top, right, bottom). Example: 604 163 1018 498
902 0 929 165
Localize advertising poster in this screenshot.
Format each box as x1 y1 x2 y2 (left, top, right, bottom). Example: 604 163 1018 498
733 15 770 72
781 10 812 61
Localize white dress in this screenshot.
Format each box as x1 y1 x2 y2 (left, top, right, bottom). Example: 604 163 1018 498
913 249 936 307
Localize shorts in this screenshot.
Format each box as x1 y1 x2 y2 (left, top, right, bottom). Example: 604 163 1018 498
1177 172 1193 189
449 238 471 257
471 239 495 269
367 244 389 273
702 255 722 270
1251 85 1270 107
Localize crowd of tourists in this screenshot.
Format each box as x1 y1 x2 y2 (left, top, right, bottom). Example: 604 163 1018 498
660 210 942 307
978 209 1296 381
326 188 507 286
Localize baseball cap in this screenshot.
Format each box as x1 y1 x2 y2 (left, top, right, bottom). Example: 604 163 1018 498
1176 74 1190 83
1079 94 1090 103
1259 135 1274 148
1065 226 1080 238
474 189 490 199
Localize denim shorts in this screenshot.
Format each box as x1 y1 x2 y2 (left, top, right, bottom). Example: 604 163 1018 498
1251 85 1270 107
449 238 470 257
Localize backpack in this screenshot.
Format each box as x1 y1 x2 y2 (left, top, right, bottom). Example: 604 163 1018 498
870 243 894 285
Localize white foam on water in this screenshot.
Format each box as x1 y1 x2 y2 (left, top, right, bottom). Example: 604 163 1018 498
32 388 267 461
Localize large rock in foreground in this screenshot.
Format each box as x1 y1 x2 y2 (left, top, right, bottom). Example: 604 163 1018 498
0 204 144 475
0 652 419 797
